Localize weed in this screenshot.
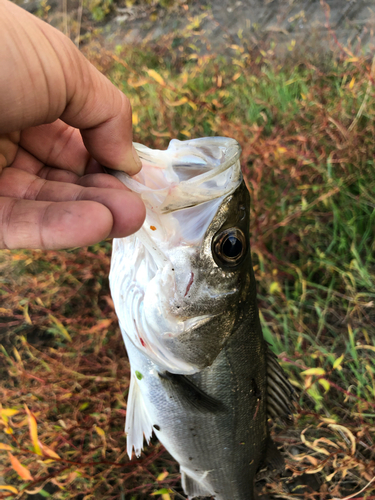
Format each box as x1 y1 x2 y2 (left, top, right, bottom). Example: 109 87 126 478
1 13 375 500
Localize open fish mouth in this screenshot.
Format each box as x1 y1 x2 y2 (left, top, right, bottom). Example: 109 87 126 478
106 137 242 214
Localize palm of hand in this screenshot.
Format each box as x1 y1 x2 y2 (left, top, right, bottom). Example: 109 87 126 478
0 121 144 250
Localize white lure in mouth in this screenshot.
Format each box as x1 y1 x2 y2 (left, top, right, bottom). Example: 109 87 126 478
109 137 243 374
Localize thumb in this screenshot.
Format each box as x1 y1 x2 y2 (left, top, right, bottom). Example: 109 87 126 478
0 0 141 174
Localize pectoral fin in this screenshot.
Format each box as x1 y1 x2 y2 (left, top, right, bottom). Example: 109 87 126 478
125 371 153 459
266 345 297 423
159 371 224 413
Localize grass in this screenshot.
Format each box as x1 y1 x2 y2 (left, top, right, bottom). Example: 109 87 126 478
1 10 375 500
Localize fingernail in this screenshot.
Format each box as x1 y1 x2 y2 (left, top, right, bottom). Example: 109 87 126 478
115 145 142 175
132 144 142 172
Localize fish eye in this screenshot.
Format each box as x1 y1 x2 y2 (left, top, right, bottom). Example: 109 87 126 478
212 228 247 268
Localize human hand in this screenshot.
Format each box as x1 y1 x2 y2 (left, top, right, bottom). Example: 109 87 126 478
0 0 145 250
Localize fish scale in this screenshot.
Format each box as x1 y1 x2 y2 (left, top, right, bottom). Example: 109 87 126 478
109 137 296 499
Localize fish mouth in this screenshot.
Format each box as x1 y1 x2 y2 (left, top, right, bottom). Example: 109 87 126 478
104 138 242 214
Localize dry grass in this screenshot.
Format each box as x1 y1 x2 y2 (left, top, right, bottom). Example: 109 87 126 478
1 5 375 499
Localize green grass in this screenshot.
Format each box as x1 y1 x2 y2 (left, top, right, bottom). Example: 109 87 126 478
0 26 375 500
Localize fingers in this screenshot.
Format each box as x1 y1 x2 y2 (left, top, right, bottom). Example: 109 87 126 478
20 121 90 175
0 132 20 170
0 198 114 250
77 173 129 190
0 167 146 242
0 0 141 175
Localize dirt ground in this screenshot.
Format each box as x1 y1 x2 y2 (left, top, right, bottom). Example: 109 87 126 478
20 0 375 59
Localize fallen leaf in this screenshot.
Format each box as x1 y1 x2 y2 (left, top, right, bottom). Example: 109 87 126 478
39 441 60 460
301 367 326 376
157 471 169 481
0 443 13 451
147 69 165 86
0 409 19 418
8 452 33 481
25 405 42 455
0 485 18 494
328 424 356 455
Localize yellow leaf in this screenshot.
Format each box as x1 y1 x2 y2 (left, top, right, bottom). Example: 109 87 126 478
348 77 355 89
25 405 42 456
4 427 13 435
127 77 148 88
232 72 242 81
94 425 105 438
305 455 318 466
301 367 326 376
168 97 188 107
180 130 191 138
49 315 72 342
39 441 60 460
233 59 245 68
59 393 73 400
147 69 165 86
328 424 356 455
318 379 330 392
0 409 19 418
23 303 32 325
333 354 344 369
301 93 307 100
320 417 337 424
277 147 287 154
0 485 18 494
132 111 139 126
188 101 198 110
13 347 22 363
0 443 13 451
305 463 325 474
151 489 173 497
269 281 281 294
88 319 112 333
8 452 33 481
356 344 375 353
0 307 12 314
162 495 171 500
151 130 171 138
157 471 169 481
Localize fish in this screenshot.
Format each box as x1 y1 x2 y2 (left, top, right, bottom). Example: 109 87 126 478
108 137 295 500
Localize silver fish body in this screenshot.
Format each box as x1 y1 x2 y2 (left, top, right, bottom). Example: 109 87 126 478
109 138 294 499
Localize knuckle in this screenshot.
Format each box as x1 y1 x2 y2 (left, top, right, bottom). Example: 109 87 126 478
0 132 20 169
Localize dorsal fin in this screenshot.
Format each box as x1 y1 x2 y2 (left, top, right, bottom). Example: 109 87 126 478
266 344 297 424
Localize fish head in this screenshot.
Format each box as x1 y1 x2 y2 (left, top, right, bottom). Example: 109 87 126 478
110 138 255 374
